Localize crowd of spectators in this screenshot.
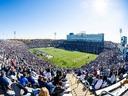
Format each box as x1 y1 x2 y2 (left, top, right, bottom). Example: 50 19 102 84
18 39 53 48
0 39 127 95
0 40 54 70
0 40 69 96
75 44 128 91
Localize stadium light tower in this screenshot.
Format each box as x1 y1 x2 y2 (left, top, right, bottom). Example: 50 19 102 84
120 28 122 43
54 32 56 40
14 31 16 39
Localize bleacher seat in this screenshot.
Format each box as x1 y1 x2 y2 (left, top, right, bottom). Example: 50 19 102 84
63 93 72 96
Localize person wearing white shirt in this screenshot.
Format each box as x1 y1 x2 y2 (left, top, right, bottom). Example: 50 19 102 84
108 72 116 84
45 72 52 81
94 76 103 90
44 68 52 81
110 73 116 84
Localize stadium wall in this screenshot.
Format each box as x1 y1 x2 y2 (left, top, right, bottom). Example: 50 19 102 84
51 40 104 54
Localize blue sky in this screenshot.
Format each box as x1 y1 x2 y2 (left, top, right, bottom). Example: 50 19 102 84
0 0 128 42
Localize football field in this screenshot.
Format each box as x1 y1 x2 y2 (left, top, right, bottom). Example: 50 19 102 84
30 47 97 68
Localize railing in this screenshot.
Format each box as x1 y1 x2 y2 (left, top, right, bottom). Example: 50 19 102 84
74 73 128 96
95 78 126 95
100 91 114 96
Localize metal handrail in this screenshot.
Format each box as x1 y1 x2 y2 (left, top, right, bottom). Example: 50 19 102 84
84 80 90 88
100 91 114 96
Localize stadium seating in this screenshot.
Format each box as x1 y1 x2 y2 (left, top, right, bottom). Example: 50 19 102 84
0 39 128 96
75 73 128 96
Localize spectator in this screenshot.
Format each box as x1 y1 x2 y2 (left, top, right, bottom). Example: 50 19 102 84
94 75 103 90
39 87 50 96
52 81 65 96
10 75 28 96
19 74 28 86
0 71 10 94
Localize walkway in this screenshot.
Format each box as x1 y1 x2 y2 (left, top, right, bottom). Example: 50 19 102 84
66 73 94 96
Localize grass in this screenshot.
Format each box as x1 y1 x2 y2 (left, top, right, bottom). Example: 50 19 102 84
29 47 97 68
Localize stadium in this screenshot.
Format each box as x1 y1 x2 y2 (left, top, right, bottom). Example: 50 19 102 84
0 31 128 96
0 0 128 96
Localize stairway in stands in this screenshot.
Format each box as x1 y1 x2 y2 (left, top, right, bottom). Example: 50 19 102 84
67 73 94 96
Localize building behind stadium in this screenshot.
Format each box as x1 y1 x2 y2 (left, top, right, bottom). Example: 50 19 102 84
67 32 104 42
52 32 104 54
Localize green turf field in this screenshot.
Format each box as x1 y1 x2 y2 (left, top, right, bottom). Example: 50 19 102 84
30 47 97 68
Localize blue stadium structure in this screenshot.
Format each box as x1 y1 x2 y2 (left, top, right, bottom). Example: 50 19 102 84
67 33 104 42
52 33 104 54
